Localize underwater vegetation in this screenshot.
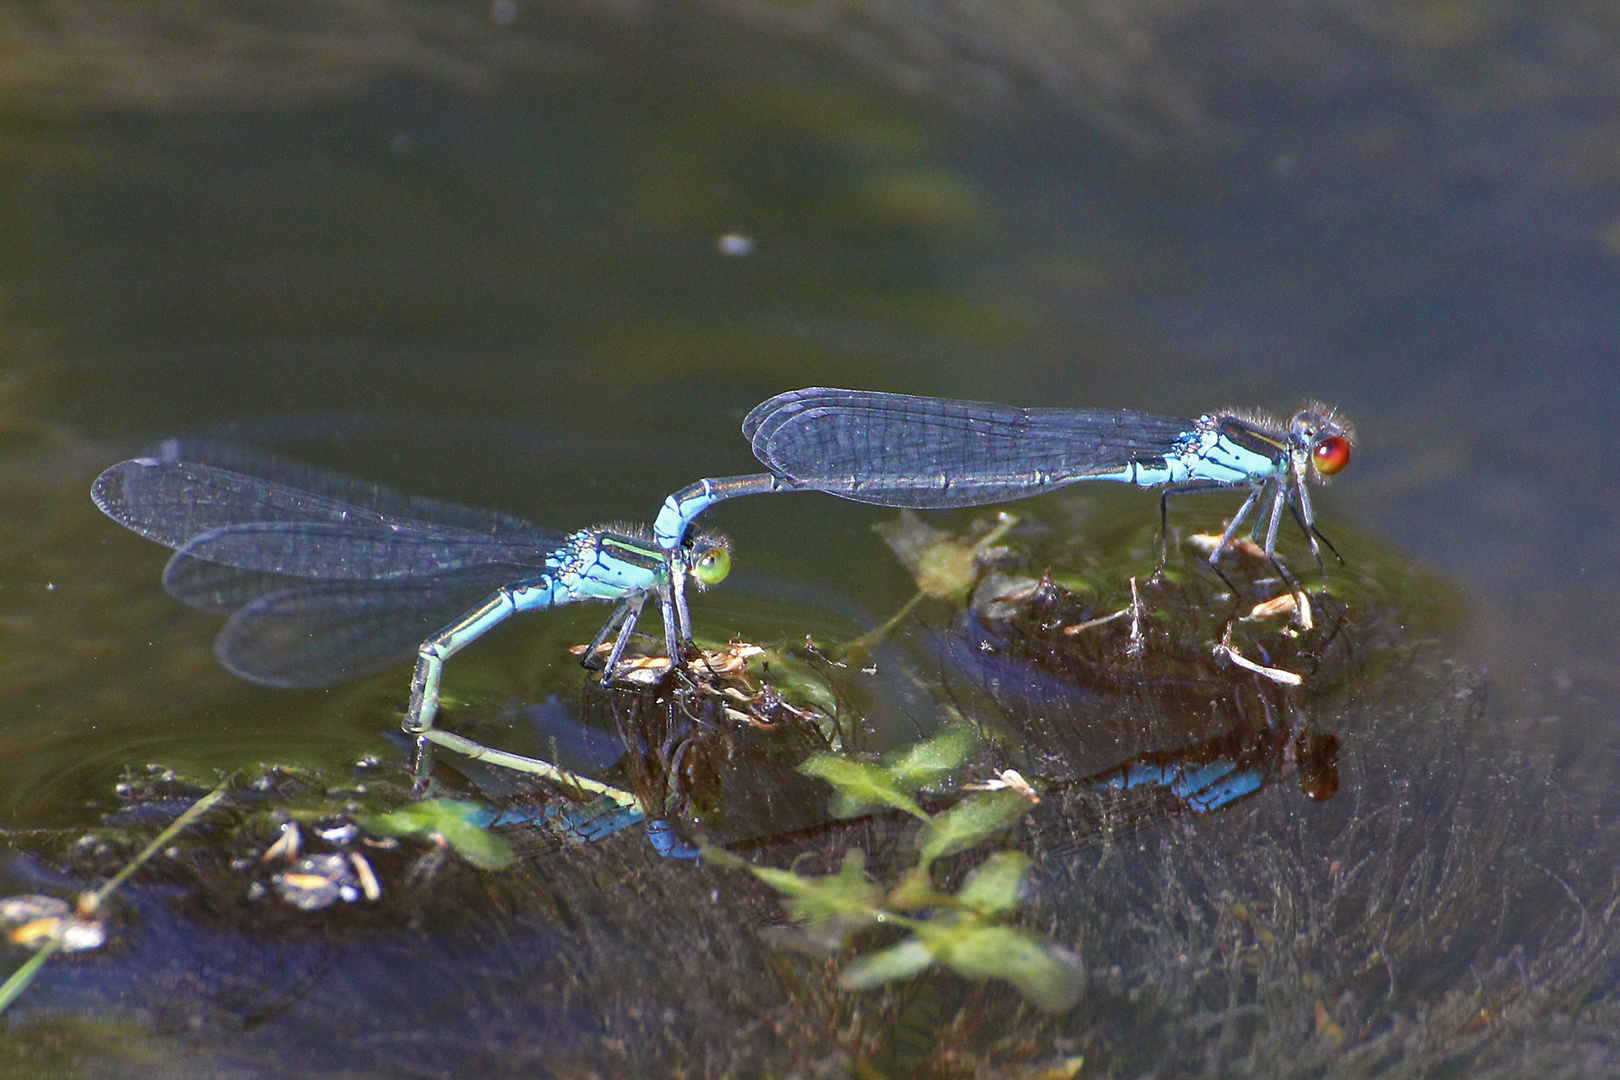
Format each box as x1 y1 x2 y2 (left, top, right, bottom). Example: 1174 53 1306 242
5 505 1617 1077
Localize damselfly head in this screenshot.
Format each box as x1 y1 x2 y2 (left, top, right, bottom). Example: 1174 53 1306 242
1289 407 1353 479
684 532 732 589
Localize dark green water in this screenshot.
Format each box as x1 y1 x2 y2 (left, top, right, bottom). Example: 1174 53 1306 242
3 2 1619 1075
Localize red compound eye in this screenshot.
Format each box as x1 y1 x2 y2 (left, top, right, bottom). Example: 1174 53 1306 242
1312 435 1350 476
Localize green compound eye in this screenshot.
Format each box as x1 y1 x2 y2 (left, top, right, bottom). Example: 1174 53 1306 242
691 546 731 587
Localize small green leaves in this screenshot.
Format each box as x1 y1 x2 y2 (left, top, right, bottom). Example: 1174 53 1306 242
918 788 1034 867
798 723 981 819
884 724 980 790
838 938 935 990
799 754 926 819
914 922 1084 1013
837 851 1082 1012
953 850 1032 917
875 510 1018 604
739 731 1079 1012
741 849 884 929
360 798 514 871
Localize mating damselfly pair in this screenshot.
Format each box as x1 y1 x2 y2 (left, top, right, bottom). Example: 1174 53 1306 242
92 389 1352 783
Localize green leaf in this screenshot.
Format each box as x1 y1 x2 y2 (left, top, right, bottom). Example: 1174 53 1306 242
430 816 516 870
924 923 1084 1013
837 937 936 991
799 754 926 819
886 865 943 911
918 789 1033 867
953 850 1032 917
873 512 954 590
359 798 514 871
1045 572 1096 595
698 843 745 870
744 849 885 928
875 510 1018 603
800 724 983 817
362 797 481 834
883 724 981 790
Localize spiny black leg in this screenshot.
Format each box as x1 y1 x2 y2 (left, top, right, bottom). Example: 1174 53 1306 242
1189 550 1244 601
598 592 647 689
656 582 711 692
1269 554 1303 599
669 552 695 646
1267 553 1315 632
1214 483 1265 563
1312 524 1345 567
666 559 718 687
660 583 682 672
1261 478 1289 557
1283 501 1345 575
582 596 636 673
1285 500 1328 576
1212 562 1245 609
1153 481 1240 578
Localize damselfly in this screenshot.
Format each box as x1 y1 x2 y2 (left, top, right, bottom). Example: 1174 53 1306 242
90 439 731 784
653 388 1352 575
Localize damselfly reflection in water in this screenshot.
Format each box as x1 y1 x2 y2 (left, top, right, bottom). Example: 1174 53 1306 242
935 566 1349 859
652 389 1354 606
461 669 1336 862
89 439 732 786
465 524 1351 862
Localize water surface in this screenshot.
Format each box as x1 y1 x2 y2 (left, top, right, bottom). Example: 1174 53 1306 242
3 2 1619 1074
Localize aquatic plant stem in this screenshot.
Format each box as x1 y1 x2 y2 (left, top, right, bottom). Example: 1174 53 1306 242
0 780 231 1017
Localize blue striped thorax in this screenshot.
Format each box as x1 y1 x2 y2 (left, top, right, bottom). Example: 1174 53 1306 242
562 528 732 601
1120 409 1350 490
560 530 667 601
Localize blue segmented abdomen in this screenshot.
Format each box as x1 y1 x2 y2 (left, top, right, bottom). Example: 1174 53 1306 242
508 575 572 613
